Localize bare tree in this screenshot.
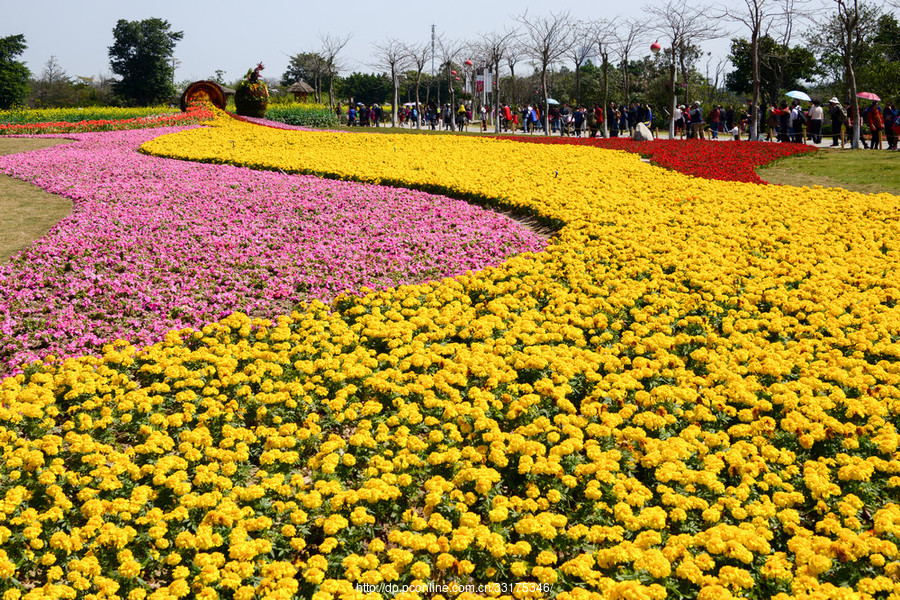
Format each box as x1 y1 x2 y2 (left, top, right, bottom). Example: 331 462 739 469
504 42 527 108
405 41 430 128
567 23 595 105
36 55 71 107
592 19 616 137
613 19 642 107
825 0 865 147
476 28 519 132
437 34 465 126
647 0 716 138
372 38 409 127
319 32 351 109
719 0 771 139
516 10 574 134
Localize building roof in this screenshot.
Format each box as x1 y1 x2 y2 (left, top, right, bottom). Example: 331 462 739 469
287 80 315 94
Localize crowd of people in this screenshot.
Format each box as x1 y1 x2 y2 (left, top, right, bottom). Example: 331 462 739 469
671 97 899 148
341 96 898 148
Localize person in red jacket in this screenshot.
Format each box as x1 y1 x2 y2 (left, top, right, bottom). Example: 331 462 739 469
867 101 884 149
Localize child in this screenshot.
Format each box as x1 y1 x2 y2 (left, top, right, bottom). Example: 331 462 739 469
730 124 740 141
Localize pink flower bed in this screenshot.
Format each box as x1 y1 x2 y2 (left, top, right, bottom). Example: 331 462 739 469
0 128 545 372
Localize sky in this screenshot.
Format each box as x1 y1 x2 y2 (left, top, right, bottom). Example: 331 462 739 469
7 0 748 88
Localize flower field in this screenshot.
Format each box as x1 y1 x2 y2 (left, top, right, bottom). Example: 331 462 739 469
0 105 214 136
1 111 900 600
496 137 817 184
0 126 542 373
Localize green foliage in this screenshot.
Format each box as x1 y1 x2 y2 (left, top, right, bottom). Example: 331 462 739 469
806 2 897 99
264 103 339 128
726 36 818 108
0 34 31 110
336 72 391 106
108 18 183 106
281 52 329 98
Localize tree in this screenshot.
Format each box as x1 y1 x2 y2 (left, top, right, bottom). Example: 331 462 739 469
282 52 327 102
648 0 717 137
718 0 783 139
320 33 351 109
614 19 642 106
437 34 464 120
516 10 574 134
475 28 519 132
34 55 73 107
404 42 430 128
372 38 409 127
337 72 390 106
811 0 872 147
0 34 31 109
108 18 182 106
726 36 817 109
592 20 616 137
810 6 899 107
566 23 595 104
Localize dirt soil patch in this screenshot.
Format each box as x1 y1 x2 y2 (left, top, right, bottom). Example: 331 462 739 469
0 138 73 263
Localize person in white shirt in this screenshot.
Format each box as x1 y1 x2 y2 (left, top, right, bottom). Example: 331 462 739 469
808 100 824 144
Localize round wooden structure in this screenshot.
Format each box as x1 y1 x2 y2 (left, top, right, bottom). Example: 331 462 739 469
180 81 227 111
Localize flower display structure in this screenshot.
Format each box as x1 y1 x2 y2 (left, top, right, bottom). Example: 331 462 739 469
234 62 269 118
1 111 899 600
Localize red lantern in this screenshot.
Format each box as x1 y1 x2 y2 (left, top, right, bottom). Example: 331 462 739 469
451 70 457 76
455 76 460 81
464 60 473 66
651 40 662 54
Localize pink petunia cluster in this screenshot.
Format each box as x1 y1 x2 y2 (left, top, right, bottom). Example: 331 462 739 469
0 127 546 372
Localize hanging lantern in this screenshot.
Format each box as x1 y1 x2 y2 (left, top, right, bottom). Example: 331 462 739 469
464 60 473 66
455 76 460 81
451 70 457 76
651 40 662 54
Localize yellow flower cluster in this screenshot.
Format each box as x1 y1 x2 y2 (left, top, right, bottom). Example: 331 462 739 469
1 112 900 599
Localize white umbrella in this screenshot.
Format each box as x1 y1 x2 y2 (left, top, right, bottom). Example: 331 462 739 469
546 98 560 105
786 90 812 102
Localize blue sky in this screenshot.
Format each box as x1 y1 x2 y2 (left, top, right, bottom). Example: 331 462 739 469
8 0 743 86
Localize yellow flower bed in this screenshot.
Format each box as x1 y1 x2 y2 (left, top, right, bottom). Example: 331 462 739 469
2 111 900 600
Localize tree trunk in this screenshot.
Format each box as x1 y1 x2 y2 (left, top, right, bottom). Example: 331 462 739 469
602 54 610 138
494 60 502 134
669 49 678 139
415 74 422 129
542 67 550 135
846 58 860 148
392 67 399 127
750 29 760 140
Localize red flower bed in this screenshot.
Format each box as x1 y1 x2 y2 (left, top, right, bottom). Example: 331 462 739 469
496 136 816 184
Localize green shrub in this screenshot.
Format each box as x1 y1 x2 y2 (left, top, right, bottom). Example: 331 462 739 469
264 103 339 128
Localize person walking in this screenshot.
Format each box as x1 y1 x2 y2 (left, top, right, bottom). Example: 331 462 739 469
867 101 884 149
709 105 721 139
884 101 898 150
828 98 846 146
689 101 704 140
808 100 824 144
789 101 806 143
608 102 619 137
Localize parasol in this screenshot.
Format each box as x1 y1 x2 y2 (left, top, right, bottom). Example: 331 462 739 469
785 90 812 102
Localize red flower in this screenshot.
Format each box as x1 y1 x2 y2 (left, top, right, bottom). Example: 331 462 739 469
496 136 815 184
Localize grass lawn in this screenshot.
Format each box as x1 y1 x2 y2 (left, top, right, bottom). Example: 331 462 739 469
757 147 900 194
0 138 73 263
